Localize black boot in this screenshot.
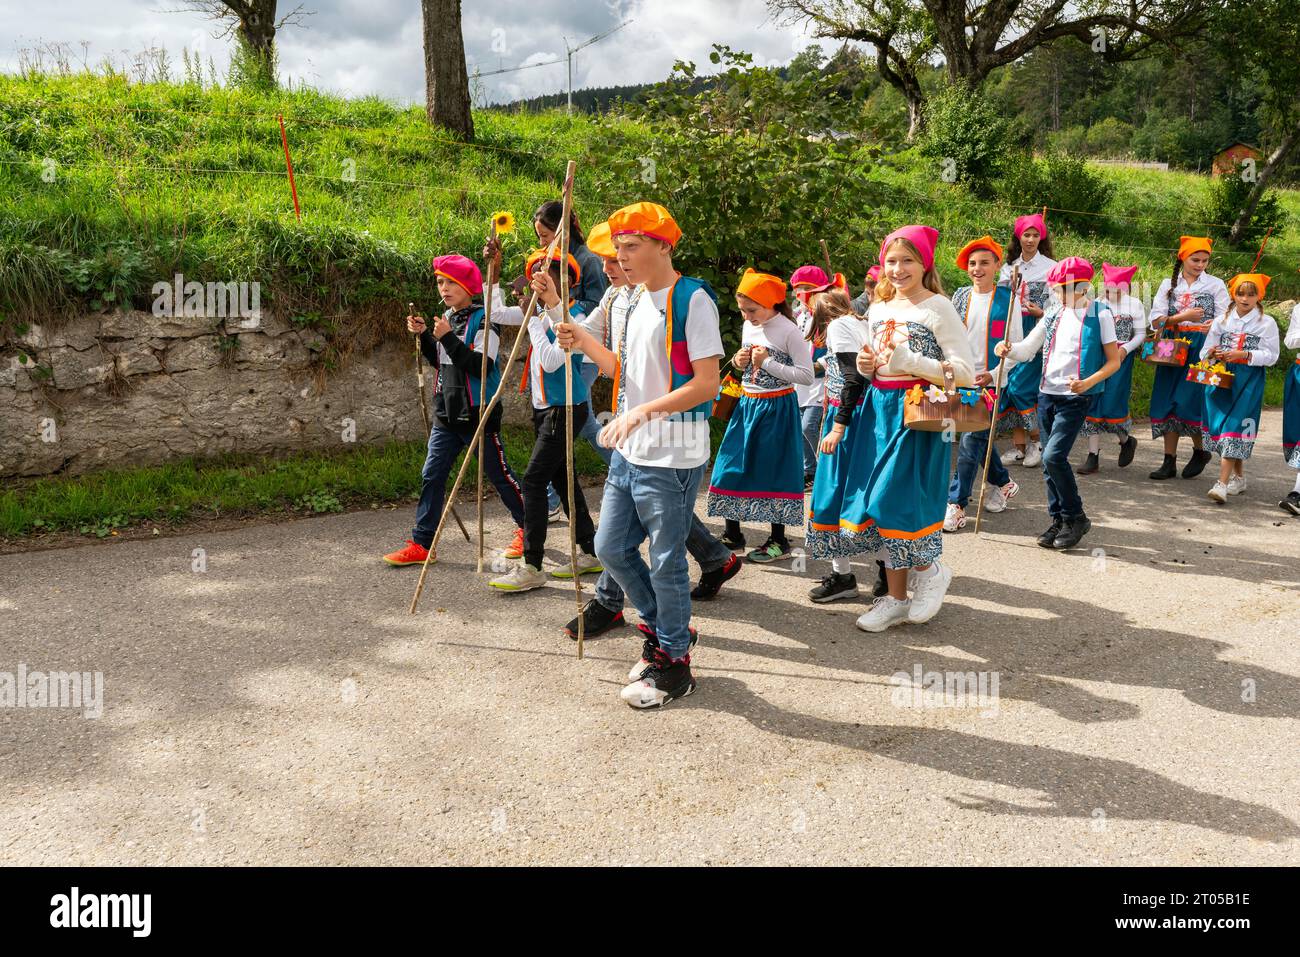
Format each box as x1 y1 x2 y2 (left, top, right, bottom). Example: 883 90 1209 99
1181 448 1213 479
1118 435 1138 468
1077 452 1100 475
1149 454 1177 480
1037 517 1065 548
1052 513 1092 550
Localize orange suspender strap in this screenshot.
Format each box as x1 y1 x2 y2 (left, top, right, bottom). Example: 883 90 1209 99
518 347 531 394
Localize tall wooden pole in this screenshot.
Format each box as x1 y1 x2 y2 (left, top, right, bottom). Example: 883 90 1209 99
477 225 497 573
557 161 584 658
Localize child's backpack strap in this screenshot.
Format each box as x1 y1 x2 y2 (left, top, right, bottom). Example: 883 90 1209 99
667 275 717 421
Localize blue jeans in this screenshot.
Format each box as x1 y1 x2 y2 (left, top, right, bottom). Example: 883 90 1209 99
413 425 526 548
593 453 706 659
947 428 1011 509
1037 392 1092 519
594 513 732 613
800 404 824 479
548 364 611 511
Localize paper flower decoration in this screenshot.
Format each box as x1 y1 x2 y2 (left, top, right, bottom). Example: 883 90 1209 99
925 384 948 403
958 389 981 406
490 210 516 234
905 384 925 405
1208 374 1222 387
1155 340 1175 357
981 390 996 411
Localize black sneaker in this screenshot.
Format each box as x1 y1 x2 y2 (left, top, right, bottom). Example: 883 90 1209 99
720 529 746 551
629 624 698 680
1052 514 1092 550
1182 448 1213 479
1037 517 1065 548
620 648 696 709
872 560 889 598
1118 435 1138 468
691 553 741 600
1077 452 1100 475
746 537 792 564
1149 455 1177 480
1279 492 1300 516
810 572 858 603
565 599 625 640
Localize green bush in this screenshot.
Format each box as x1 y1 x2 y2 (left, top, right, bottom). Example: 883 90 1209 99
996 152 1114 233
918 85 1010 197
1198 161 1289 246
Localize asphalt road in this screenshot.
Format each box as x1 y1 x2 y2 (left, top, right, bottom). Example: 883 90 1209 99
2 411 1298 865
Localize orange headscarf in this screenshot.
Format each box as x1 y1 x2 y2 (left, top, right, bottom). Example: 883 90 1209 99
1177 235 1213 261
735 268 787 309
1227 273 1270 299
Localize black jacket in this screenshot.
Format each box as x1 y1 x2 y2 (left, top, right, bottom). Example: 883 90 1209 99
420 305 503 434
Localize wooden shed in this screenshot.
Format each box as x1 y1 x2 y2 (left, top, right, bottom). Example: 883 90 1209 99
1212 142 1263 176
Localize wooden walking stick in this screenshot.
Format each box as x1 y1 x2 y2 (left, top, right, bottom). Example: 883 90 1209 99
409 230 565 614
554 161 586 658
819 238 834 278
477 225 497 573
409 302 470 543
975 266 1020 535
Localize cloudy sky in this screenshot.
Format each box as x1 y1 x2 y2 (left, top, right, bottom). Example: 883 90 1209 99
2 0 838 105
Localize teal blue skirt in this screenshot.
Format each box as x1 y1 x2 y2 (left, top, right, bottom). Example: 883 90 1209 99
707 389 806 526
806 394 874 560
1285 361 1300 469
1203 364 1265 460
1149 329 1209 438
1083 352 1137 436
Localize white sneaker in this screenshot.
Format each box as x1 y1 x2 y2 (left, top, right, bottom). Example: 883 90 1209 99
1226 475 1247 496
943 503 967 532
547 550 603 578
984 486 1007 514
1001 448 1024 466
1022 441 1042 468
1207 481 1228 504
489 562 546 591
856 595 912 632
907 560 953 624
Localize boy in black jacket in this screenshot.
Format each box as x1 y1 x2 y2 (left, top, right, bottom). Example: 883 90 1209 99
383 254 526 567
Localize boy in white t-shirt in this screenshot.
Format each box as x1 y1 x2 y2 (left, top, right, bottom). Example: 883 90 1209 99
998 257 1123 551
555 202 724 708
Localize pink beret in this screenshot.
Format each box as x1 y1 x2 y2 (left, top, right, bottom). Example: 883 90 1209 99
879 224 940 272
789 265 830 288
1047 256 1094 286
431 254 483 296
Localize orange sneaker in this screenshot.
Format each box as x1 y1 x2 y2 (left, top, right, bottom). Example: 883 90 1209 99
504 527 525 559
384 540 433 566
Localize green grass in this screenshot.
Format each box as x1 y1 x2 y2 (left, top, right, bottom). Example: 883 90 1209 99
0 423 609 540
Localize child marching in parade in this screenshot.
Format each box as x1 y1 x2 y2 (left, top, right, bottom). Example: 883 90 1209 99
384 254 527 567
846 225 976 632
805 286 881 603
1200 273 1280 503
1282 297 1300 516
1146 236 1230 480
1078 263 1145 474
709 269 815 562
486 248 602 591
555 202 726 708
790 265 837 488
944 235 1023 532
998 213 1058 469
562 221 740 640
996 257 1123 550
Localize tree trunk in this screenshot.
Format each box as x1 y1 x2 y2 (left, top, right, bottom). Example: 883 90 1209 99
906 93 925 140
421 0 474 141
1228 120 1300 245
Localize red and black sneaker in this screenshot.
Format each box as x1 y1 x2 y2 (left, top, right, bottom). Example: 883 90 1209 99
690 553 741 600
629 624 698 680
564 598 625 640
621 648 696 708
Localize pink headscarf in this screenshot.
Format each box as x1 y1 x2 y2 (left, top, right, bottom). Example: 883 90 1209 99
1013 213 1048 240
1101 262 1138 291
866 265 881 283
431 254 483 296
879 225 939 272
1047 256 1094 286
789 265 830 288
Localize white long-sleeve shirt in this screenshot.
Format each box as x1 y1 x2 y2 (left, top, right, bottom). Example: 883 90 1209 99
1006 298 1118 396
794 304 827 408
1287 304 1300 351
1147 272 1230 331
863 294 977 388
1100 292 1148 356
1199 306 1280 367
740 313 815 394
